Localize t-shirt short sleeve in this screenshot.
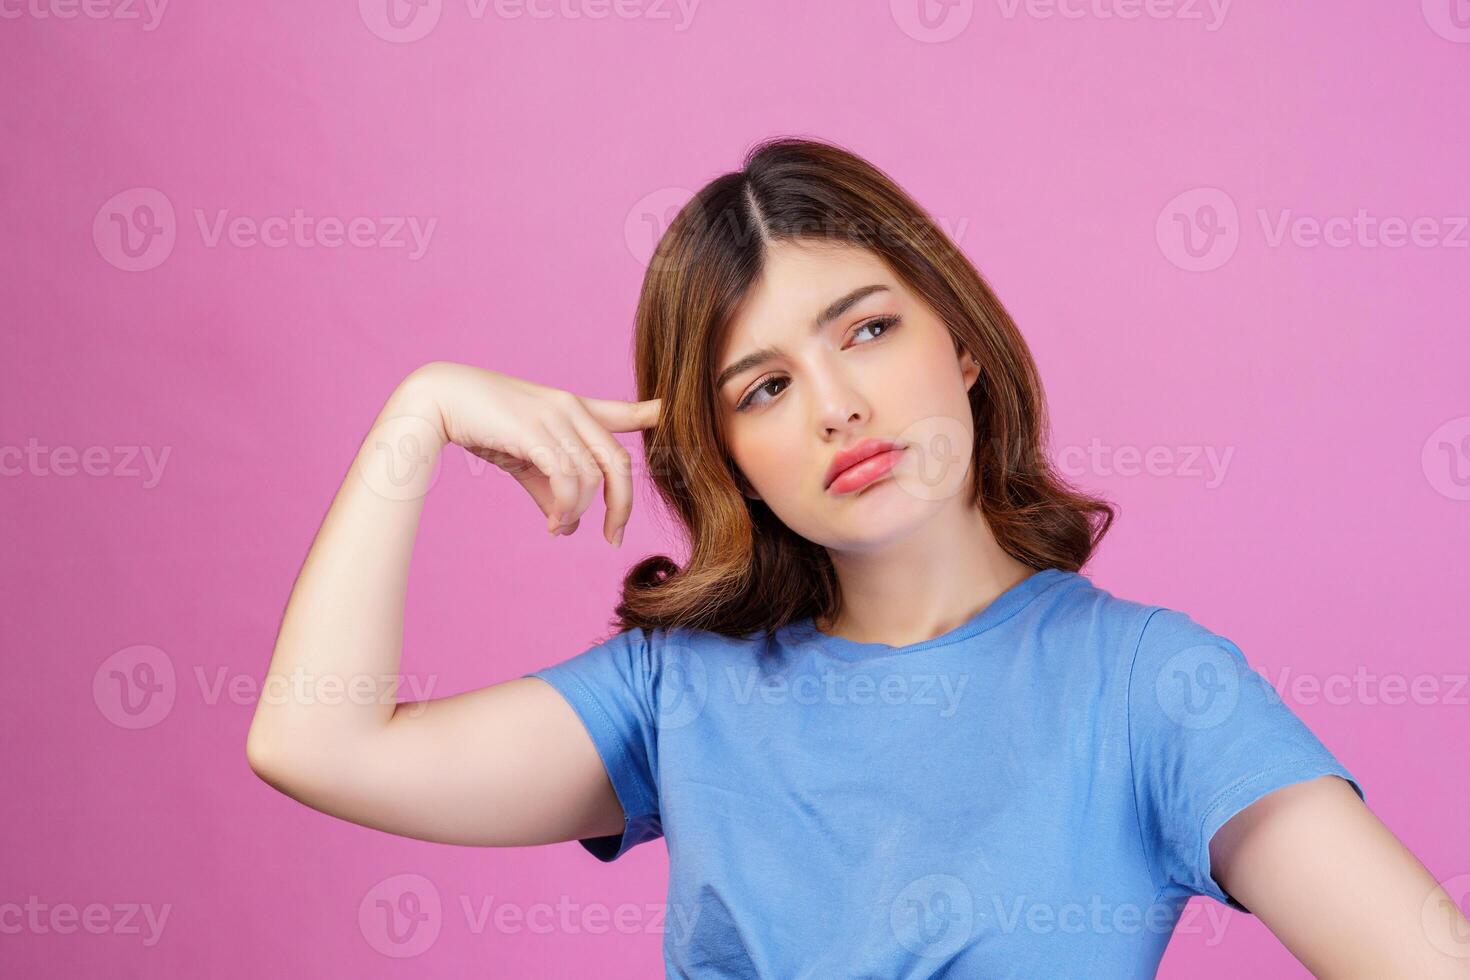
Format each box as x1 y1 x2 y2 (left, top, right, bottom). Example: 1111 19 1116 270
1126 607 1366 912
522 626 665 862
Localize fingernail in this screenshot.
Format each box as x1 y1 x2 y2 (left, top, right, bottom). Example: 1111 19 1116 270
612 527 624 548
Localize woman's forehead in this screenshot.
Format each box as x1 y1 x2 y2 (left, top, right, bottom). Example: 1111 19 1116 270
722 243 896 345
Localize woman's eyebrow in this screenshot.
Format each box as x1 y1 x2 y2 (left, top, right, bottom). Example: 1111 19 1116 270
715 284 891 390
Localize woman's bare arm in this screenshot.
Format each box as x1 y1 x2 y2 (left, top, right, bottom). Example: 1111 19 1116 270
245 362 659 846
1210 774 1470 977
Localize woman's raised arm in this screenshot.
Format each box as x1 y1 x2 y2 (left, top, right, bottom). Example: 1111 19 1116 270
244 361 660 846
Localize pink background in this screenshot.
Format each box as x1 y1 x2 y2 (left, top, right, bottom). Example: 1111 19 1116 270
3 1 1468 976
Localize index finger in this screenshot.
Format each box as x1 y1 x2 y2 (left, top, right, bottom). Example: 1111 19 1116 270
579 395 661 433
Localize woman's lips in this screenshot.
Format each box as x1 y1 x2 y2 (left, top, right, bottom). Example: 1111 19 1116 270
827 447 906 495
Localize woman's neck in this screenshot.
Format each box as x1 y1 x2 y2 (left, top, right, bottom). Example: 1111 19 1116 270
816 497 1035 647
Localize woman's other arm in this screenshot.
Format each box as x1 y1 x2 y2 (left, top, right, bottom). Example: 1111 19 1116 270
1210 774 1470 978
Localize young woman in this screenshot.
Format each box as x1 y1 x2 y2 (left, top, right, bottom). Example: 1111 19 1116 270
247 138 1470 977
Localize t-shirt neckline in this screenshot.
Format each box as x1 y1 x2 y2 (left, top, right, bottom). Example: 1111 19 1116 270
783 567 1073 661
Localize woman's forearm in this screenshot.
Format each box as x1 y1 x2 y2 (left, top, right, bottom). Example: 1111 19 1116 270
245 367 445 770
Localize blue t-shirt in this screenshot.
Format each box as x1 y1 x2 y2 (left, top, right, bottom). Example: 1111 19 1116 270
523 567 1364 978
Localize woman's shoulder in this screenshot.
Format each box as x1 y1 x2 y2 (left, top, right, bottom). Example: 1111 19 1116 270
1041 573 1249 686
1058 571 1217 628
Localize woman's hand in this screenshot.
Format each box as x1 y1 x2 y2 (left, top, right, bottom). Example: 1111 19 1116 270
404 361 661 546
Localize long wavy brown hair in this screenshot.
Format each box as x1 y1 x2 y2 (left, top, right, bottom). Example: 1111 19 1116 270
610 136 1114 641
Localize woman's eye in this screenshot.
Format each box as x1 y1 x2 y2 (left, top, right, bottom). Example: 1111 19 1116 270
733 316 899 412
851 315 899 344
737 376 788 412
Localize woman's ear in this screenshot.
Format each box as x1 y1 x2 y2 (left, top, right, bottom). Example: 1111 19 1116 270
960 348 981 392
735 471 761 501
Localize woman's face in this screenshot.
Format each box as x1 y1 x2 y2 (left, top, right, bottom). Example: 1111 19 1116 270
714 240 981 550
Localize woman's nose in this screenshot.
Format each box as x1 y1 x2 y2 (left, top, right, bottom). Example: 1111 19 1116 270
809 364 869 435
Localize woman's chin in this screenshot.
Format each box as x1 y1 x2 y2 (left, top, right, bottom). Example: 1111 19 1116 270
814 486 936 549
